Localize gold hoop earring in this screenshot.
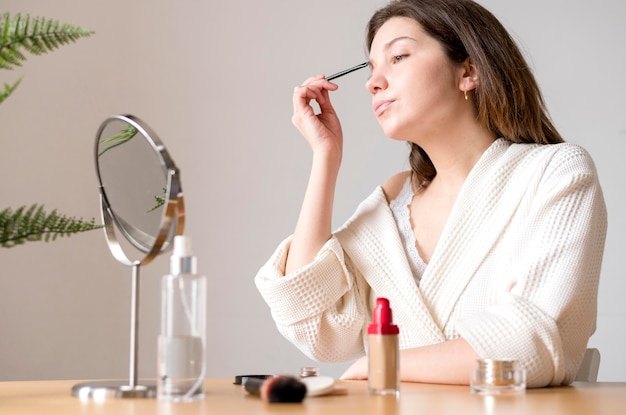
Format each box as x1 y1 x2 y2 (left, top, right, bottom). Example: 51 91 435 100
464 90 468 101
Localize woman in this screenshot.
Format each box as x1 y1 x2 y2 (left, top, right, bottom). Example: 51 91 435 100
255 0 607 387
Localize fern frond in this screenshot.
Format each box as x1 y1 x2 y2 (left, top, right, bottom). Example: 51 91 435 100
148 188 167 213
98 124 139 157
0 13 94 70
0 75 22 104
0 204 102 248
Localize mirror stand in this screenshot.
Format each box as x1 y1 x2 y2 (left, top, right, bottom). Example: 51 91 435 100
72 115 184 400
72 262 154 399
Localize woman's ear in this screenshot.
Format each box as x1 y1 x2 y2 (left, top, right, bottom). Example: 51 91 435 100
459 57 479 92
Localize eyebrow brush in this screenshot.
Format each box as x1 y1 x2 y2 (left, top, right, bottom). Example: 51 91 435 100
326 62 368 81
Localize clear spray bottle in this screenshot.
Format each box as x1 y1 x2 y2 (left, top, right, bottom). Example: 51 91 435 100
157 235 207 401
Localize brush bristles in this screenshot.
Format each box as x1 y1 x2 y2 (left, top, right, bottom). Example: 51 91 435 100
262 376 307 403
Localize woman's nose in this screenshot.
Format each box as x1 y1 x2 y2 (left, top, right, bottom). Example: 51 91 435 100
366 70 387 95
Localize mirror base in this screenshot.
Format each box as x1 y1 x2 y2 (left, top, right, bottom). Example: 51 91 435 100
71 380 157 400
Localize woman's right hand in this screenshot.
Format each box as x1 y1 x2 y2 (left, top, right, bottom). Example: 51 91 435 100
292 75 343 160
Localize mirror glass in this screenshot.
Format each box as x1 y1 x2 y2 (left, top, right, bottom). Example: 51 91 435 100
94 114 184 263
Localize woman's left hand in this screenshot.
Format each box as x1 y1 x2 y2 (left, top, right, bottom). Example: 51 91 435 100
340 356 368 380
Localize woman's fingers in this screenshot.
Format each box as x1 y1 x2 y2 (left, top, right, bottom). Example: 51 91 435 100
293 84 325 108
291 75 343 152
293 76 338 108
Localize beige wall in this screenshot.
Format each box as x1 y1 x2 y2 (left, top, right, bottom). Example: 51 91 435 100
1 0 624 382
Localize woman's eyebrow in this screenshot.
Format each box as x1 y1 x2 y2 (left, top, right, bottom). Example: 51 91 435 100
383 36 418 50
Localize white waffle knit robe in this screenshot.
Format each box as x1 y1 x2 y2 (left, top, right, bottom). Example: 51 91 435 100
255 139 607 388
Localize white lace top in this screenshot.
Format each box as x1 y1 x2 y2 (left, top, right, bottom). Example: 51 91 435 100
389 177 427 284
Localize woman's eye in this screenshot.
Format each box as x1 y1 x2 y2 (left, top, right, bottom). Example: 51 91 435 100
392 55 406 63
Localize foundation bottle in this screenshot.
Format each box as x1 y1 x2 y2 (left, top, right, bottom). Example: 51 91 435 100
368 297 400 395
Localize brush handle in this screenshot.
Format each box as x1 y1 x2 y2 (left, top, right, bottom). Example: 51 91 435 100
242 377 265 395
326 62 368 81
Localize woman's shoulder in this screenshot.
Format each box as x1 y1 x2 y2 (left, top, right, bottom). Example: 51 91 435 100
381 171 411 203
509 141 598 173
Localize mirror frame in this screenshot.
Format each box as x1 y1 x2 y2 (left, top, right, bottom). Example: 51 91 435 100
94 114 185 266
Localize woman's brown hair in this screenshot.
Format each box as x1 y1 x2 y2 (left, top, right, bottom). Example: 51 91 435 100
366 0 564 186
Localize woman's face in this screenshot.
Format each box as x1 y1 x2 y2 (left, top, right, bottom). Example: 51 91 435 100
366 17 466 143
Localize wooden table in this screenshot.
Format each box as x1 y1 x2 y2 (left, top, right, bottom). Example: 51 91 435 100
1 378 625 414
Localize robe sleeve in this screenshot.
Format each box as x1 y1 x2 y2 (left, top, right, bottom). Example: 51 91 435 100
254 235 367 362
456 144 607 387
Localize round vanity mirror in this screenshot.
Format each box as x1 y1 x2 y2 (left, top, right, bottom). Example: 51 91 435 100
72 114 184 400
95 114 184 263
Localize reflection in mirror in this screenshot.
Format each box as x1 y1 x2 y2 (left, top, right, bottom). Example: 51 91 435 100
72 114 184 400
97 118 170 254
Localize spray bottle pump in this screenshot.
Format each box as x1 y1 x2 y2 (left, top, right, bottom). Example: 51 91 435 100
170 235 197 275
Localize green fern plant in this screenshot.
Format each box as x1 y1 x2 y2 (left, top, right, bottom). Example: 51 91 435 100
0 205 101 248
0 12 94 103
1 12 99 247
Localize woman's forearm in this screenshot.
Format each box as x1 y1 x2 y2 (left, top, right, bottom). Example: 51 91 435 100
399 338 478 385
285 151 341 274
341 338 479 385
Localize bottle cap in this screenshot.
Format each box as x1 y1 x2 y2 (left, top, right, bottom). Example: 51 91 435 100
299 366 320 378
368 297 399 335
170 235 197 275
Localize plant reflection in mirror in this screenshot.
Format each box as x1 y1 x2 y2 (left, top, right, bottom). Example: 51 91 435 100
98 123 167 214
148 188 167 213
98 124 139 157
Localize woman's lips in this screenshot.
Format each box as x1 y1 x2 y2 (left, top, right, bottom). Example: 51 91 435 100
373 99 394 117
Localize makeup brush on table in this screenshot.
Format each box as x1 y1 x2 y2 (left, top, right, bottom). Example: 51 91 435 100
242 375 338 403
243 375 307 403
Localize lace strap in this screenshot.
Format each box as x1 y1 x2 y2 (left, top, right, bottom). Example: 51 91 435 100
389 178 427 283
